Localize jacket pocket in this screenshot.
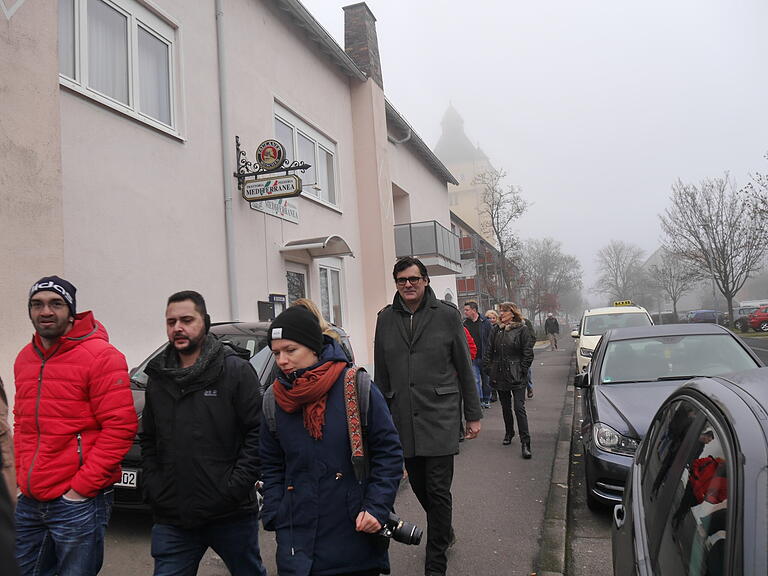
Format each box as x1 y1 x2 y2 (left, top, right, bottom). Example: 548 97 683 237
434 386 459 395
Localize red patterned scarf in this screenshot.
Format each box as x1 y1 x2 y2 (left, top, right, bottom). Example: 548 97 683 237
273 361 346 439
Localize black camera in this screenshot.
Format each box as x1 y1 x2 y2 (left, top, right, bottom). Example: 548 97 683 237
378 513 422 546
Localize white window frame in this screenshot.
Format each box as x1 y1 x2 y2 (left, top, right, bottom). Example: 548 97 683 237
274 102 340 210
58 0 182 137
317 260 345 327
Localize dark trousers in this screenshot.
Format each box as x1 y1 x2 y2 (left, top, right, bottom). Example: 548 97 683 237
498 389 530 443
151 512 266 576
405 455 454 576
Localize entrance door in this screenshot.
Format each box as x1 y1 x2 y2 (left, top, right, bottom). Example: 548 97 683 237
285 262 308 306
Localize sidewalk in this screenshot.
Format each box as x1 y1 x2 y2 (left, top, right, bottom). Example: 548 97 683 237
384 342 575 576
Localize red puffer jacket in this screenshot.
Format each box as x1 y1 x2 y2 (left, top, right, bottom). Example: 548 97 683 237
13 312 137 500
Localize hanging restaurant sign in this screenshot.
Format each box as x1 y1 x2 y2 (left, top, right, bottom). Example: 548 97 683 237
242 175 302 201
234 135 311 203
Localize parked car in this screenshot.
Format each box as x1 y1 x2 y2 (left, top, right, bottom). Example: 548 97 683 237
113 321 353 510
574 323 761 511
687 309 727 325
734 305 760 332
748 305 768 332
571 301 654 373
612 368 768 575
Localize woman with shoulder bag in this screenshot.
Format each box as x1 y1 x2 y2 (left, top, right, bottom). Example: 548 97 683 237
482 302 535 459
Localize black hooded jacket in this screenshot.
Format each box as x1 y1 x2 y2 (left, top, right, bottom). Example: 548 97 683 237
140 335 263 528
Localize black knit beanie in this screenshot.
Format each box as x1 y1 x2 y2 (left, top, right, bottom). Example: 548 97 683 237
29 276 77 318
267 306 324 354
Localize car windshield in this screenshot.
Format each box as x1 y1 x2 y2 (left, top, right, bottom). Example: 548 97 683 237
600 334 758 384
583 312 651 336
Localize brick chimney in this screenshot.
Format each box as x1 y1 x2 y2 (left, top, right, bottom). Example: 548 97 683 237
343 3 383 89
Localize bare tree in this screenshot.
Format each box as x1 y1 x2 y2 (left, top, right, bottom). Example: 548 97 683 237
475 168 528 299
660 173 768 327
594 240 646 302
520 238 583 322
648 248 700 320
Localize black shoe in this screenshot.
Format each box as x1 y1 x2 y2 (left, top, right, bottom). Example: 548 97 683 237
503 433 514 445
522 441 532 459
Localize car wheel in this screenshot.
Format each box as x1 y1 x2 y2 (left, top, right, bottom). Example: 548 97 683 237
736 319 746 332
760 321 768 332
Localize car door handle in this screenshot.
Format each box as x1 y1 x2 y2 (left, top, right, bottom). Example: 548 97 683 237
613 503 625 529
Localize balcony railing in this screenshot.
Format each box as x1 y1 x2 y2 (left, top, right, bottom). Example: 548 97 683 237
394 220 462 276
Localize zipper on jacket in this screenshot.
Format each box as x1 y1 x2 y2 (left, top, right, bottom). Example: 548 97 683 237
287 484 295 555
27 342 62 497
76 433 83 467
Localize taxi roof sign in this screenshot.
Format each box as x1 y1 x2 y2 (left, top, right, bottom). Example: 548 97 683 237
613 300 635 307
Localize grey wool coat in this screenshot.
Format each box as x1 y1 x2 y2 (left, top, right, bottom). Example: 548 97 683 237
374 286 482 458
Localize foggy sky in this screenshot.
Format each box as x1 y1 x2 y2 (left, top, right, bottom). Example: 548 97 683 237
300 0 768 302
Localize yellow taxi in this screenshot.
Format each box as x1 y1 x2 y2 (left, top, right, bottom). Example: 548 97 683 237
571 301 653 372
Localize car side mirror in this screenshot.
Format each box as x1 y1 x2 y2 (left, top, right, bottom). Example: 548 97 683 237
573 372 589 388
571 330 579 338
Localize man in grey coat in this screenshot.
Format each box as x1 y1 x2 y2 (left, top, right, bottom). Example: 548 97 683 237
374 256 482 576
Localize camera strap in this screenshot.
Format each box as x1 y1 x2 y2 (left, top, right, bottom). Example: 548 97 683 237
344 367 370 482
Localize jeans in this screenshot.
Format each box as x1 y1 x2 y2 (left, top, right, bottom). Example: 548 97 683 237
405 455 454 576
151 512 266 576
498 389 530 443
527 366 534 391
15 490 113 576
471 360 488 403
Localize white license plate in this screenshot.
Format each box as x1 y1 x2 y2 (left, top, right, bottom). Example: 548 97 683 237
115 469 138 488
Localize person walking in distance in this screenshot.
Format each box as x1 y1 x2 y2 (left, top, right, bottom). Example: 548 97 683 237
13 276 137 575
483 302 534 458
545 312 560 351
375 257 482 576
140 291 267 576
463 301 492 409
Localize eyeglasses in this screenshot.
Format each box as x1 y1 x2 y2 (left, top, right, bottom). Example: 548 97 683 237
395 276 423 287
30 300 68 311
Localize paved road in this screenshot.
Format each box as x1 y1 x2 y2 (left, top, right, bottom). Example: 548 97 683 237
740 335 768 364
567 381 612 576
103 341 574 575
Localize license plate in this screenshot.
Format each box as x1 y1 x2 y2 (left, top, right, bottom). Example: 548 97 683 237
115 469 138 488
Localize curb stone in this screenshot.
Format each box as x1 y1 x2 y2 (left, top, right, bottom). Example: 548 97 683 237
534 356 575 576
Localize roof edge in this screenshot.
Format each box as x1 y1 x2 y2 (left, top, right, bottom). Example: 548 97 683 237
272 0 367 81
385 100 458 186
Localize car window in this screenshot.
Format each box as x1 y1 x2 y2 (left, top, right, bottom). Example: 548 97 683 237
583 312 651 336
641 399 731 576
599 334 758 383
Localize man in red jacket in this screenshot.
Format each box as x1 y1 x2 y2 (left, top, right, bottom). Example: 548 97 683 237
13 276 137 576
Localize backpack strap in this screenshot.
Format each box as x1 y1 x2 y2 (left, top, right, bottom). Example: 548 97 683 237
263 385 277 435
344 367 369 482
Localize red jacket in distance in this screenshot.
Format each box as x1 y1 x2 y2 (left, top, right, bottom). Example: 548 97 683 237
13 312 137 500
464 327 477 360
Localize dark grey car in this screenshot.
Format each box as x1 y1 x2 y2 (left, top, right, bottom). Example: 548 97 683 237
612 368 768 575
574 323 761 510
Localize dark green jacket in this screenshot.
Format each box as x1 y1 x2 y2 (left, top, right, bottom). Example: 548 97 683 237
374 286 482 458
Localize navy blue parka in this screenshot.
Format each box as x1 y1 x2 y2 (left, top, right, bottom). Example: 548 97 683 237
259 339 403 576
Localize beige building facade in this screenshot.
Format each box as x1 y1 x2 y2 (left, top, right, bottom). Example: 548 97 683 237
0 0 460 402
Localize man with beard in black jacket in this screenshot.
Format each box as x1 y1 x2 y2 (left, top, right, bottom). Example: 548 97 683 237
140 291 266 576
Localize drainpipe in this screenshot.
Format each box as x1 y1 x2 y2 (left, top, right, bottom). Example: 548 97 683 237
215 0 239 320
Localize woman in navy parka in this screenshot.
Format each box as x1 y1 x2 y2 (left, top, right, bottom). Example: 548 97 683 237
260 307 403 576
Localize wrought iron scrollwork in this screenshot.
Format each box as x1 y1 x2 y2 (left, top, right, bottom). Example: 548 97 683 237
234 135 311 191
